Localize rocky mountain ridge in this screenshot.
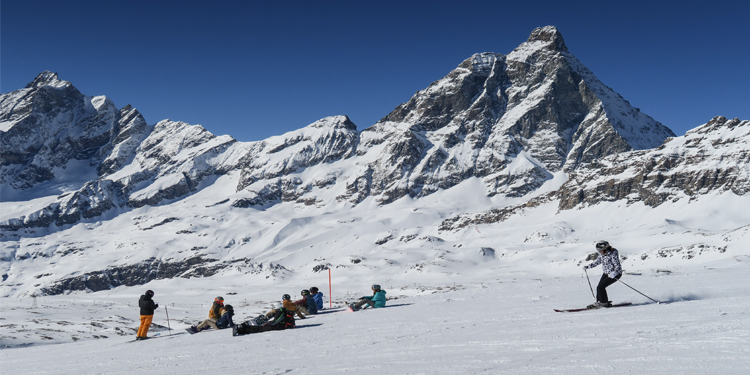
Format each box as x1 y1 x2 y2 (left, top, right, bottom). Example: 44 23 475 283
1 27 747 297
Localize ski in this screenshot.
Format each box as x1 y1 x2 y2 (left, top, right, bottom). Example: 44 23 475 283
128 331 187 342
554 302 632 313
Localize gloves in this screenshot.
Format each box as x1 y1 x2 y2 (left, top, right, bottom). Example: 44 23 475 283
154 303 159 309
582 265 588 270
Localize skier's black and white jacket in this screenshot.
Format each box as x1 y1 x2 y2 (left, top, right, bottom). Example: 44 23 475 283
586 248 622 278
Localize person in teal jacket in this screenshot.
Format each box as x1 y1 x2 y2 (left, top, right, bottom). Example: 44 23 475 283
350 284 386 311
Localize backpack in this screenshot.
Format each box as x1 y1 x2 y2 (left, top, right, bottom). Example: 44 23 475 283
276 308 295 328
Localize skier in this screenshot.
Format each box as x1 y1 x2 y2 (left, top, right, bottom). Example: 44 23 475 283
583 241 623 309
349 284 387 311
310 286 324 310
137 290 159 340
215 304 235 329
188 296 225 333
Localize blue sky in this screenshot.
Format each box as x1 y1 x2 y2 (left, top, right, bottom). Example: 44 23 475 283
2 0 748 141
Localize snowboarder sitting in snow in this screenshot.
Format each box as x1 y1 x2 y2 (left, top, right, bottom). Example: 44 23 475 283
583 241 623 309
266 294 307 319
299 289 318 315
234 306 296 336
188 296 225 333
215 304 235 329
293 289 313 315
137 289 159 340
310 286 324 310
350 284 387 311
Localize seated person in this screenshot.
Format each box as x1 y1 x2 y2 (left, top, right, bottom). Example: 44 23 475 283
350 284 387 311
189 296 225 333
292 290 311 316
216 304 235 329
234 307 295 336
302 289 317 314
265 294 306 319
310 287 324 310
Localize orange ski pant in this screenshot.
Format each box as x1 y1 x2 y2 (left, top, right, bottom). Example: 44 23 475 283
137 314 153 337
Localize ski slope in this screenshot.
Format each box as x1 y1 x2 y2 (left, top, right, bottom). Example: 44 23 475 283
1 259 748 374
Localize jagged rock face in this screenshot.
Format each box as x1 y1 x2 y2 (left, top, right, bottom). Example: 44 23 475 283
0 73 240 229
340 26 674 204
556 116 750 209
38 256 289 295
0 72 123 189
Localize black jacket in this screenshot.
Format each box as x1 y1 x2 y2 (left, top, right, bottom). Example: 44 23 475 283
139 294 158 315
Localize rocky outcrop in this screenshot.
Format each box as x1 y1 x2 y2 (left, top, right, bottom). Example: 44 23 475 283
38 256 290 295
338 26 674 204
556 116 750 209
0 72 122 190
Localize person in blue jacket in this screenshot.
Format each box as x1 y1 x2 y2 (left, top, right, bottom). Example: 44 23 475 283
304 290 318 314
216 304 235 329
310 287 324 310
350 284 386 311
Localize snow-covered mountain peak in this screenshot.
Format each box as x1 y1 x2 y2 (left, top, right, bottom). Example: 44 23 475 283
308 115 357 131
24 71 70 89
525 25 568 53
686 115 748 136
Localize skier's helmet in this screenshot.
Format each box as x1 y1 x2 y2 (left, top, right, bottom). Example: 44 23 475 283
145 290 154 297
215 296 224 304
224 304 234 313
282 294 291 301
371 284 381 291
310 287 319 293
595 241 610 251
301 289 311 296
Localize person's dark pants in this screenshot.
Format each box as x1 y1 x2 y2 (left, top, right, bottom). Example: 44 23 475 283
596 273 621 303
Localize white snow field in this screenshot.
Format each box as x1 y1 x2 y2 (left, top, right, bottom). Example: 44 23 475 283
1 257 749 374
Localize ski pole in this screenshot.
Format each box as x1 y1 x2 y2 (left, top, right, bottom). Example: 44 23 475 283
165 305 172 335
616 279 660 304
584 268 596 300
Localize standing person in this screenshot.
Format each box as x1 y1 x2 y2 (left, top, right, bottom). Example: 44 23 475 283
188 296 225 333
310 287 324 310
137 290 159 340
349 284 387 311
583 241 623 309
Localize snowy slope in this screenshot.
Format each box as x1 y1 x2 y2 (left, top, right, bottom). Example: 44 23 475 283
1 259 748 374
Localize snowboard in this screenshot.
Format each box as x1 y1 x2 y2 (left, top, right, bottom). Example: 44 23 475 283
554 302 632 313
247 315 269 326
346 303 370 312
185 326 214 334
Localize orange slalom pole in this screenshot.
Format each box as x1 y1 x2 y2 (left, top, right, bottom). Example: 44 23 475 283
329 268 332 308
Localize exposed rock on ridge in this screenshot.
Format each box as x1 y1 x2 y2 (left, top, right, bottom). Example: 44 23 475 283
338 26 674 204
557 116 750 209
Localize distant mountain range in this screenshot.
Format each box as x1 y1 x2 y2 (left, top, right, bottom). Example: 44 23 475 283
1 26 747 297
